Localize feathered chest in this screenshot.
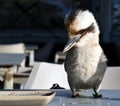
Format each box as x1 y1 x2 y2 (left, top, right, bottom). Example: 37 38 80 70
65 45 102 80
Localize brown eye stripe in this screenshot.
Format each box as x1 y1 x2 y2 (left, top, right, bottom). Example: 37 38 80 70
74 23 94 36
67 23 94 37
68 28 87 36
75 29 87 35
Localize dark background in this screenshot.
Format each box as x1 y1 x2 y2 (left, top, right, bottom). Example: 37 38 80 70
0 0 120 66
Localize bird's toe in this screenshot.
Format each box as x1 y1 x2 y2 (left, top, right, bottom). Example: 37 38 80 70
72 93 80 98
93 94 102 98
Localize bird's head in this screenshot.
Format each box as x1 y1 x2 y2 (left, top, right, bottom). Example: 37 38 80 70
63 10 100 53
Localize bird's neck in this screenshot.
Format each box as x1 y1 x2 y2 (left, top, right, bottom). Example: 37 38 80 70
76 34 99 48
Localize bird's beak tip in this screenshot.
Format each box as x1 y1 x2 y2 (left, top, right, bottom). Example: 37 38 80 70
63 48 68 53
63 34 81 52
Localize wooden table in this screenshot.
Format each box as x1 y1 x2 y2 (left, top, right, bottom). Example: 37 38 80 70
46 89 120 106
0 53 25 89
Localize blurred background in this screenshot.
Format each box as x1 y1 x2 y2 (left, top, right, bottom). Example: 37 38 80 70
0 0 119 66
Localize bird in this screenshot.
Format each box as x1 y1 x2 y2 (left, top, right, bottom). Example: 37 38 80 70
63 10 107 98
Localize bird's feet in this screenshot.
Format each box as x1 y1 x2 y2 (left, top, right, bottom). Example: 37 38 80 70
93 93 102 98
72 93 80 98
93 88 102 98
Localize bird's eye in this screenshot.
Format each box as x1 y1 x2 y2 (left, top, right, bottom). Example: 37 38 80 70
76 29 86 35
78 29 86 34
76 23 94 35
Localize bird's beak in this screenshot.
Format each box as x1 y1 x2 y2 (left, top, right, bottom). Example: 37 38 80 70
63 34 82 53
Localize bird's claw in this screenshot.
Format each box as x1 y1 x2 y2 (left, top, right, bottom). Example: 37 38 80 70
93 94 102 98
72 93 80 98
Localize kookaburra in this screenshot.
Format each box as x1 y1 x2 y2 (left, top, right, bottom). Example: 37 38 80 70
63 10 107 98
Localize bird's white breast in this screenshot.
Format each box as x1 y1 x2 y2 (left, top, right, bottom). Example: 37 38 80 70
65 44 102 83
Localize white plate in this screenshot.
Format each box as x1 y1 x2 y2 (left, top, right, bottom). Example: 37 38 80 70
0 90 56 106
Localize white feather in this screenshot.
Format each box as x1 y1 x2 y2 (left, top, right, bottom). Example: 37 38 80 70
75 10 96 30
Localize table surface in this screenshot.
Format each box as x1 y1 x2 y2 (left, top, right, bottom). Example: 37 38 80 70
0 53 25 66
47 89 120 106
